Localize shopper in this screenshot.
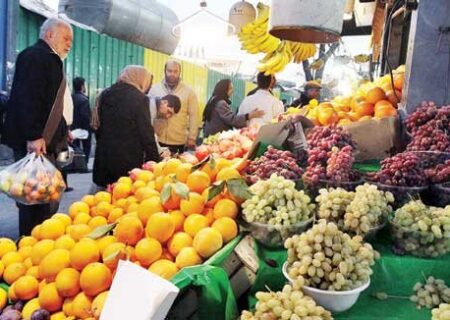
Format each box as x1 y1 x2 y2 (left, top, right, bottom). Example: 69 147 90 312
238 72 284 126
1 18 73 236
150 94 182 125
203 79 264 137
93 65 160 188
71 77 91 165
149 60 199 154
291 80 322 108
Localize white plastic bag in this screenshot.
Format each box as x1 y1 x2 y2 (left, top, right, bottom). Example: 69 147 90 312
0 153 66 205
100 260 179 320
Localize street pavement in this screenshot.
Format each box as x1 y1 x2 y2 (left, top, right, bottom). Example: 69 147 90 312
0 167 94 240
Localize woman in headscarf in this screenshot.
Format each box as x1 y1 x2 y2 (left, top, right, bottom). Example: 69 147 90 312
93 65 161 188
203 79 264 138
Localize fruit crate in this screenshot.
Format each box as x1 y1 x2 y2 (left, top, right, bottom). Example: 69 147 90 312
166 237 256 319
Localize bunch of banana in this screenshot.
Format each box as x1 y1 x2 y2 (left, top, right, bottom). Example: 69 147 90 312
288 41 317 63
257 41 293 75
238 3 280 54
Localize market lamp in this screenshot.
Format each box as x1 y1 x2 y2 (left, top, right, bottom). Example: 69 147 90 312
269 0 347 43
228 0 257 35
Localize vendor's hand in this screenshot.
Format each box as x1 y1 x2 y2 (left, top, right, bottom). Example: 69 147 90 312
27 138 46 155
249 108 265 119
186 138 196 149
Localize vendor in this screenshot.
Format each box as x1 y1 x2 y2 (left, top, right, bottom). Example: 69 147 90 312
291 80 322 108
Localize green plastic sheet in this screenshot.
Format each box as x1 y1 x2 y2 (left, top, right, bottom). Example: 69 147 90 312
170 235 242 320
247 229 450 319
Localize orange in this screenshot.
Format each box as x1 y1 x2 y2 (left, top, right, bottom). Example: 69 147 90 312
39 282 63 312
186 171 211 193
88 216 108 230
365 87 386 104
14 275 39 300
176 163 193 183
68 201 90 219
2 251 23 267
386 89 401 105
70 239 100 271
350 95 366 111
108 208 124 223
8 282 18 301
180 192 205 216
354 101 374 118
167 232 193 257
136 170 154 183
153 162 165 177
137 197 163 225
212 217 238 243
393 72 404 90
112 182 131 200
201 162 218 180
135 187 159 202
81 194 96 207
163 158 182 176
54 236 75 252
374 104 398 119
51 213 72 228
18 236 38 248
202 188 223 208
91 290 109 318
18 246 33 260
31 239 55 265
169 210 186 231
149 260 179 280
102 242 126 270
134 238 162 267
26 265 39 278
213 199 238 219
94 191 112 205
317 107 339 126
114 198 127 210
73 212 91 225
92 201 112 218
145 213 175 243
183 214 209 238
0 238 17 258
22 298 41 319
374 99 394 111
39 249 71 282
203 208 215 225
63 297 75 316
67 224 91 241
72 292 93 319
96 235 117 254
114 216 144 246
80 262 112 296
193 228 223 258
216 167 241 182
55 268 81 298
175 247 202 269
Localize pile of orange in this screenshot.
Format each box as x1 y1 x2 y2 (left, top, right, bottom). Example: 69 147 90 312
0 157 243 319
305 65 404 126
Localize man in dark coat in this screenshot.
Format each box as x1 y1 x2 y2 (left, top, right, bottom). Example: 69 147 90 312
1 18 73 236
71 77 91 164
291 81 322 108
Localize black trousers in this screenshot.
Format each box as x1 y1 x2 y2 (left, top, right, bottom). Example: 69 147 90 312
13 149 60 236
159 142 186 155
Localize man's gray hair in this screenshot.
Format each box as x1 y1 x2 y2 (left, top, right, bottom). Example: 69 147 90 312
39 18 71 39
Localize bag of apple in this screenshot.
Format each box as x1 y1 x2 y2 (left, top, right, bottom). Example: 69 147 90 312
0 153 66 205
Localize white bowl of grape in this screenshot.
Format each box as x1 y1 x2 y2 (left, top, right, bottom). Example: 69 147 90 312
282 262 370 313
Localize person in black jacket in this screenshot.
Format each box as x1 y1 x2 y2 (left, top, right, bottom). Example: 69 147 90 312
71 77 91 164
291 81 322 108
93 65 161 188
1 18 73 236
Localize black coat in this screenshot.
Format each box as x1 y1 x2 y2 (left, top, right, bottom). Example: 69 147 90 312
2 40 67 154
291 92 311 108
71 92 91 131
93 82 161 187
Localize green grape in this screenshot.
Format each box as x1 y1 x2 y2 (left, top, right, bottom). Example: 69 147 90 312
432 303 450 320
410 276 450 310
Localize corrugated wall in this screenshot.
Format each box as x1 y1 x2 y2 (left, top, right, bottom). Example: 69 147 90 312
17 8 144 103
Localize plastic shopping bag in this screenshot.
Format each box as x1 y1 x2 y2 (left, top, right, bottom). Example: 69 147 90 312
0 153 66 205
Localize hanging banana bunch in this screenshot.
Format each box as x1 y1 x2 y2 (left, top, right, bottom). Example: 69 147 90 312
238 3 318 75
238 3 280 54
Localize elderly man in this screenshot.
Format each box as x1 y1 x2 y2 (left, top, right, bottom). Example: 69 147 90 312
2 18 73 235
291 80 322 108
149 60 199 154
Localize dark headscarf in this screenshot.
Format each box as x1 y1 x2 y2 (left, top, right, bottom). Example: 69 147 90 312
203 79 232 122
